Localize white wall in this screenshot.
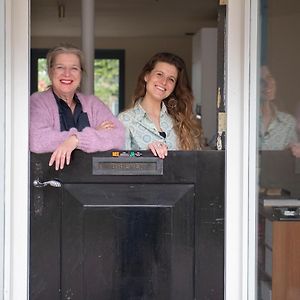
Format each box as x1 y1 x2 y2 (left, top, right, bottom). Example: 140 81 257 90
192 28 217 145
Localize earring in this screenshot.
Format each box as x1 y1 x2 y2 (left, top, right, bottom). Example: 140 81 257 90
167 95 177 110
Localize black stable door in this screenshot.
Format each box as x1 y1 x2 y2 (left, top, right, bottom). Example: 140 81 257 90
30 150 224 300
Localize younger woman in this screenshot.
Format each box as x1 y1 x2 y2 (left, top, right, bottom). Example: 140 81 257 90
118 52 203 158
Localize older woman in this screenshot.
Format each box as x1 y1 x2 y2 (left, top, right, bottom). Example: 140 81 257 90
118 52 203 159
259 65 297 150
30 44 125 170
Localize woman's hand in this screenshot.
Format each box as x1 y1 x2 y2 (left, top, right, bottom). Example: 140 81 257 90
96 120 115 130
148 141 168 159
49 135 79 170
289 143 300 158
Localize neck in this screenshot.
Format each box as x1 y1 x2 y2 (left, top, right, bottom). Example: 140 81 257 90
261 101 274 117
141 96 163 131
261 101 275 130
141 96 162 117
53 88 75 107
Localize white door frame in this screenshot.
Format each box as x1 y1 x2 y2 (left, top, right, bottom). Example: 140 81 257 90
225 0 258 299
0 0 5 297
2 0 259 299
3 0 29 299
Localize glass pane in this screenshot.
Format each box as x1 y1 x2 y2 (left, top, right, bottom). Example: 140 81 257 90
94 59 120 115
257 1 300 299
37 58 51 91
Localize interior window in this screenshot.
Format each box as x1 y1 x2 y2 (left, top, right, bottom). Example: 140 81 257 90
31 48 125 115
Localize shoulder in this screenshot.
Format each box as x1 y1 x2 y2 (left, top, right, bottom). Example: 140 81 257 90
277 110 296 125
31 89 53 100
30 89 56 107
77 92 101 104
118 105 143 123
119 102 145 119
77 93 109 110
118 107 134 119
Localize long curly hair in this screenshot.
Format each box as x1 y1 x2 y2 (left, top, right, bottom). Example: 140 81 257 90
132 52 203 150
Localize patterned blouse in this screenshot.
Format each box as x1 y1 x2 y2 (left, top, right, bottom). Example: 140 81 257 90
259 109 298 150
118 100 178 150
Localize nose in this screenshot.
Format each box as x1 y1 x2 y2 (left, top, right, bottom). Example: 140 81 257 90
160 74 167 85
63 67 71 76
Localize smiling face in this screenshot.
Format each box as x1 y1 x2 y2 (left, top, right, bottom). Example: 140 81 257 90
49 52 82 99
260 65 276 103
144 62 178 102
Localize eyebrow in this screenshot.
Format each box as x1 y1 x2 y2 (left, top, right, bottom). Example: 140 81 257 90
154 69 177 80
53 63 81 67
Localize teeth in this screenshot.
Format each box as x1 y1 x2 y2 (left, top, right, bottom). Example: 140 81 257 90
156 85 165 91
61 80 72 84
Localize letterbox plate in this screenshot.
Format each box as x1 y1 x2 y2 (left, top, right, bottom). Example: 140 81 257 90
92 157 163 175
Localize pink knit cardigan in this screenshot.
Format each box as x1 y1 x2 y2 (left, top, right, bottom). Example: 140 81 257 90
30 89 125 153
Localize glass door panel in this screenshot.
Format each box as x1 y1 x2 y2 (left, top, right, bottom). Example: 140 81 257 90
257 1 300 299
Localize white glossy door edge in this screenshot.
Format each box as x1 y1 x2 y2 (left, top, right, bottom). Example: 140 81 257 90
0 0 5 298
4 0 30 299
225 0 258 299
247 0 260 299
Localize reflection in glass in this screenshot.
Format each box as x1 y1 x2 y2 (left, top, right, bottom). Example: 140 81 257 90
259 65 297 150
257 1 300 300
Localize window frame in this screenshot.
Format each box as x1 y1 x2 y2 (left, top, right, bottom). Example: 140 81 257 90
30 48 125 113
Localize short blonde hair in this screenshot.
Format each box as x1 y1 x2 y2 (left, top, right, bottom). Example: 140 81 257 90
46 43 86 76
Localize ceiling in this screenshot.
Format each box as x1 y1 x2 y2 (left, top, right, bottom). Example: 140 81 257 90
31 0 219 38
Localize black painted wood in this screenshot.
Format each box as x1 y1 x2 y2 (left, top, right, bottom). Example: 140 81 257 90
30 150 225 300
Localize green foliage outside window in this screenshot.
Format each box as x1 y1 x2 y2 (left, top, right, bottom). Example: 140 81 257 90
38 58 51 91
94 59 119 114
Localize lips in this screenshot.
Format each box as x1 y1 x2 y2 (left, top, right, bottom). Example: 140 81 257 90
60 79 73 84
155 84 166 92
